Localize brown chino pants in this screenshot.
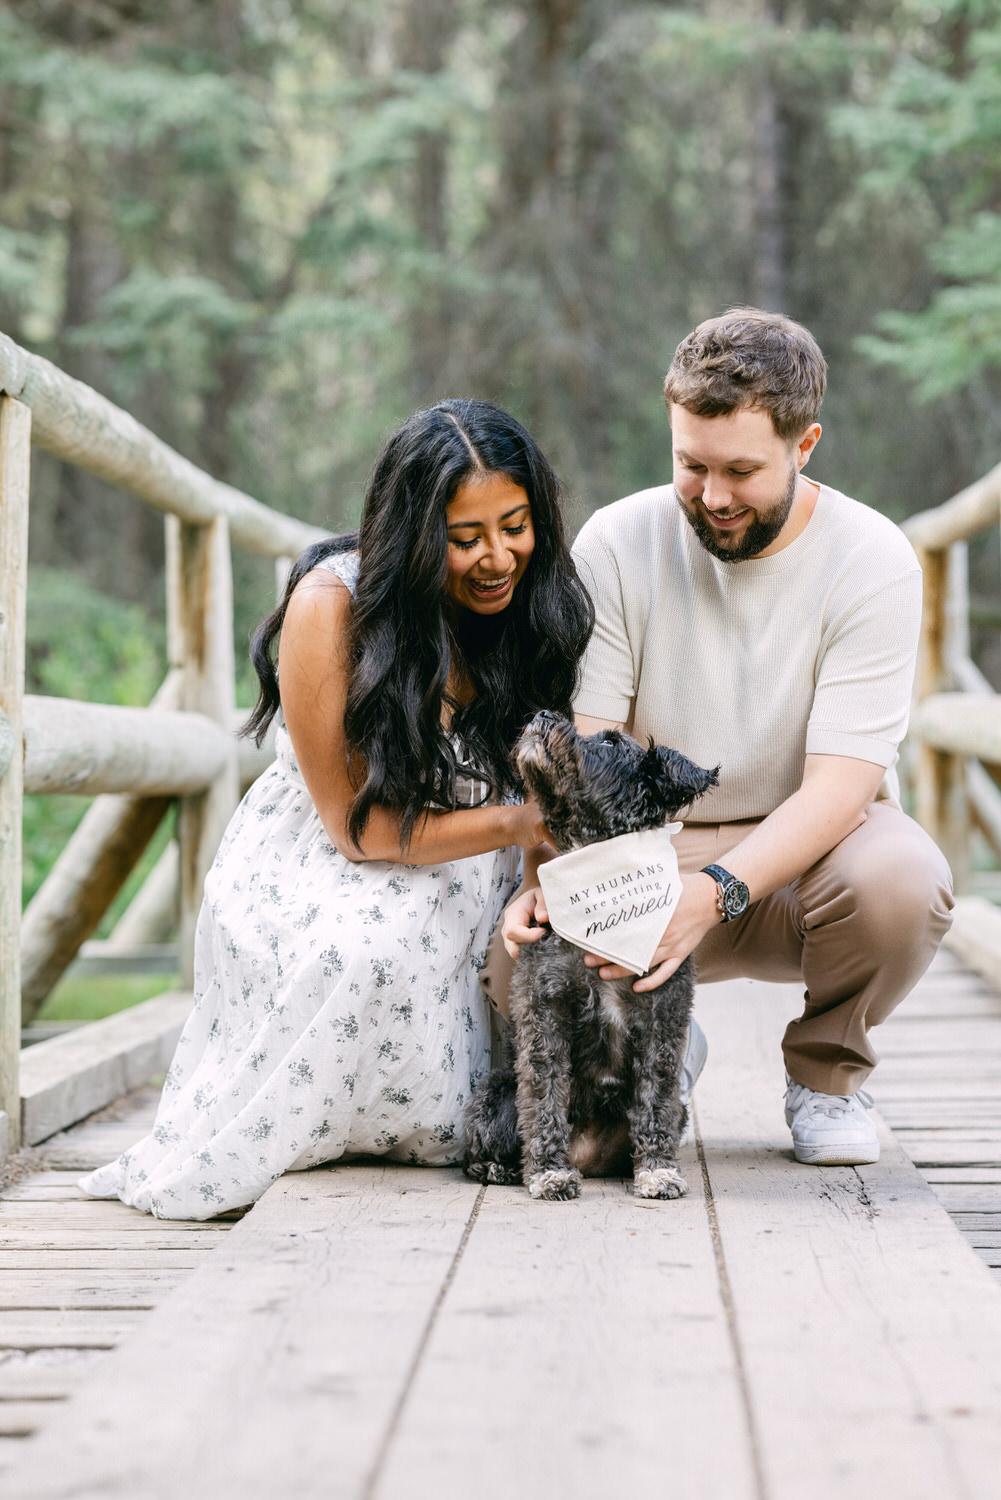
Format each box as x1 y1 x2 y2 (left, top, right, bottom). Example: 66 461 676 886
481 802 954 1097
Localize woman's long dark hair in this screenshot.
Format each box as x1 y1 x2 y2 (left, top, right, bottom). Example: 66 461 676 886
243 398 594 848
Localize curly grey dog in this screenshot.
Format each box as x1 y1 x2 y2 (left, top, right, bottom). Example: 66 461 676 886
464 710 717 1201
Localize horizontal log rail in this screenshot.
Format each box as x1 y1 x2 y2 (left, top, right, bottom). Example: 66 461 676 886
21 696 232 797
0 332 326 559
1 689 272 793
911 693 1001 766
903 460 1001 552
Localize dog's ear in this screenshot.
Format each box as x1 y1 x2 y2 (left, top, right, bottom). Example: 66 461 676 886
641 745 719 814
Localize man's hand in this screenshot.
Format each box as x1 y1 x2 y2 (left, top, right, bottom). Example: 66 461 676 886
501 885 551 960
584 871 721 992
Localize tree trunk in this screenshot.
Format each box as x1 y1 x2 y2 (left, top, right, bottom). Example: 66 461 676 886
749 0 788 313
395 0 455 407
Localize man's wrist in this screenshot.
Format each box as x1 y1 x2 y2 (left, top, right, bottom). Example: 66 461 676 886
700 864 751 923
694 870 726 924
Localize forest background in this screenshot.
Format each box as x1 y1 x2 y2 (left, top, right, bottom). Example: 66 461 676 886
3 0 1001 964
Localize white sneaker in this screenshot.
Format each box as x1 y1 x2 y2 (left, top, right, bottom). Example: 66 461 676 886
784 1074 879 1165
679 1018 707 1145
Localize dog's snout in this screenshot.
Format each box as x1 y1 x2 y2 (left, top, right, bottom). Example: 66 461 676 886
527 709 559 732
515 710 574 772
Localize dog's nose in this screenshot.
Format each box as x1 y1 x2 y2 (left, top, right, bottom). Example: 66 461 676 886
531 709 558 727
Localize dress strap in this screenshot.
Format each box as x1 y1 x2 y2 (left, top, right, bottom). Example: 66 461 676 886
316 550 360 594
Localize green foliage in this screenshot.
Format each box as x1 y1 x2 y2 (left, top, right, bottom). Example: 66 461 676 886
23 793 175 922
0 226 41 307
74 271 257 392
22 568 167 909
0 12 255 162
837 2 1001 409
25 567 164 706
860 280 1001 400
35 972 180 1025
20 794 90 909
4 0 1001 627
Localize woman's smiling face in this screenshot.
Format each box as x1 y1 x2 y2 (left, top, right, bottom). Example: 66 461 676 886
444 471 535 614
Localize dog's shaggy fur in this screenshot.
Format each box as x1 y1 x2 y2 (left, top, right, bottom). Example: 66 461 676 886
464 711 717 1201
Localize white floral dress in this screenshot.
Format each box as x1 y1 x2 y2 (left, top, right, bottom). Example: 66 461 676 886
80 553 520 1220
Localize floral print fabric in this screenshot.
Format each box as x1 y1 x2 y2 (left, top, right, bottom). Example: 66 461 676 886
80 553 520 1219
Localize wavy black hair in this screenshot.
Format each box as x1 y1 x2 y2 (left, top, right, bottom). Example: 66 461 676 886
243 398 594 849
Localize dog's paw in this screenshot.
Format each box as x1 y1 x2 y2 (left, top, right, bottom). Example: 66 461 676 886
527 1167 582 1201
634 1166 687 1199
464 1160 521 1185
485 1161 522 1185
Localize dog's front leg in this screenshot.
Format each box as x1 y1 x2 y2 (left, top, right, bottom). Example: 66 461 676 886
627 971 693 1200
514 990 580 1202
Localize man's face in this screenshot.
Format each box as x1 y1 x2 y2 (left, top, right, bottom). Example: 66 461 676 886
670 404 820 563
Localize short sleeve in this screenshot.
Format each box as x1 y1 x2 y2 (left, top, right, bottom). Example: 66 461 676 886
806 570 922 767
571 521 637 724
317 550 360 594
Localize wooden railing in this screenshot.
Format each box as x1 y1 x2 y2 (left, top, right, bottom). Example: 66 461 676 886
903 465 1001 989
0 331 326 1152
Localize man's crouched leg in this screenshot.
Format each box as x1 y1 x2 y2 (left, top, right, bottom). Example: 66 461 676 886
686 803 954 1164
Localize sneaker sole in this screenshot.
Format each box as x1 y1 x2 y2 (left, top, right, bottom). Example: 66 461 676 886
680 1017 708 1099
793 1142 880 1166
679 1018 708 1147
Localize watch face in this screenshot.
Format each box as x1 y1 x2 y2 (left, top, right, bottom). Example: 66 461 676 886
722 879 750 919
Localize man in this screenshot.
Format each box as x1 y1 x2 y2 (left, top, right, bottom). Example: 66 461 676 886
502 307 954 1166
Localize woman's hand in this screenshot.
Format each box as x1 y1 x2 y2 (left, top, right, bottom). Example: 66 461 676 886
501 884 550 959
510 799 550 851
584 871 721 992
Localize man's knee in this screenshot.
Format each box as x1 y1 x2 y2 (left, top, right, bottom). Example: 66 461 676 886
815 807 954 948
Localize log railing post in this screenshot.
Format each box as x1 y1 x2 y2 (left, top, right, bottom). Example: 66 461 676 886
167 515 239 986
912 543 970 890
944 542 972 892
0 395 31 1154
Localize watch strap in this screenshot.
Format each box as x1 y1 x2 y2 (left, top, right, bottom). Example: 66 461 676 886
701 864 749 922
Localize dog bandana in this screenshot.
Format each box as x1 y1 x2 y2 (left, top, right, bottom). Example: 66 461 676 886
537 824 683 975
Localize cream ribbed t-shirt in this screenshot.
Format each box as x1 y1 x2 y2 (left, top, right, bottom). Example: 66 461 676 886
571 483 923 824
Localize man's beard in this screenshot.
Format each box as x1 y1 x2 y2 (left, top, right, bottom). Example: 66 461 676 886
681 464 798 563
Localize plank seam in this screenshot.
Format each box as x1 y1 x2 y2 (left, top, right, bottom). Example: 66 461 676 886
361 1183 487 1499
695 1108 768 1500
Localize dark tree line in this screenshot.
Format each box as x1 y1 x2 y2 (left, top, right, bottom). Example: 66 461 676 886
2 0 1000 671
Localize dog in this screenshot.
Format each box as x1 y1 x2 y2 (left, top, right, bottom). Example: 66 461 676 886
464 710 717 1201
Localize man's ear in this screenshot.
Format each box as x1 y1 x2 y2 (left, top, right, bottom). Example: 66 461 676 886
796 422 822 470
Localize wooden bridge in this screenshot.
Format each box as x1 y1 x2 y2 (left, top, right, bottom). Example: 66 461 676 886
1 333 1000 1498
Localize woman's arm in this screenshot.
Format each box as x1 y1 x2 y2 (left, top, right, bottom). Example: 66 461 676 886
278 570 547 864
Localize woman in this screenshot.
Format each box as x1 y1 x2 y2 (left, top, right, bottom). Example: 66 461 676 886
81 399 593 1219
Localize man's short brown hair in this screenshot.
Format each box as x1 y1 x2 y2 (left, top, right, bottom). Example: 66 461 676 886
664 307 827 441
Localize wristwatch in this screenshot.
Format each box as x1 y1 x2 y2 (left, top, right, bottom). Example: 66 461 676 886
701 864 750 923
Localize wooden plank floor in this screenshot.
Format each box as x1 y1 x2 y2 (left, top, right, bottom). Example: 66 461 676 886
870 948 1001 1280
0 1083 236 1472
0 948 998 1498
